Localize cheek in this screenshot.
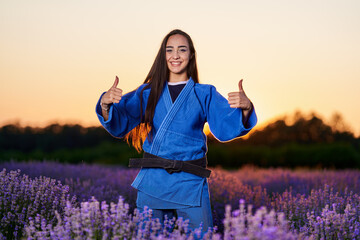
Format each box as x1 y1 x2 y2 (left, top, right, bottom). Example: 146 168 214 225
166 53 171 61
184 54 190 62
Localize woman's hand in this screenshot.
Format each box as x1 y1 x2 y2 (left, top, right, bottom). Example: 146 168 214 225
101 76 123 106
100 76 123 120
227 79 252 110
228 79 253 125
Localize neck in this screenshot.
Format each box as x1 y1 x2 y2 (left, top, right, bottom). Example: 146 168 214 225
168 72 188 83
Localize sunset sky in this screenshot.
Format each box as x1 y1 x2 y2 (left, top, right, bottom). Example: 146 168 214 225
1 0 359 135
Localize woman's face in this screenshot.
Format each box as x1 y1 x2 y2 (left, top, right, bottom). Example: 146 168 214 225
165 34 191 78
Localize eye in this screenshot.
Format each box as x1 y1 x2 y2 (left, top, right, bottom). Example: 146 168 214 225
179 48 187 52
166 49 172 53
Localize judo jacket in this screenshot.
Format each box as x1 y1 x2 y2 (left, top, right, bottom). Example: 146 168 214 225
96 78 257 207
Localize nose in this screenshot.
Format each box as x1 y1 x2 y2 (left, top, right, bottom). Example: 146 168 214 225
173 51 180 59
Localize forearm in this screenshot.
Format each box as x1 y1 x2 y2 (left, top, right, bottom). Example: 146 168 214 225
241 103 253 126
100 100 111 121
102 109 109 121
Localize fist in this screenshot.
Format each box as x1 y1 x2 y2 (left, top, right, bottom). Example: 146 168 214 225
101 76 123 105
227 79 252 110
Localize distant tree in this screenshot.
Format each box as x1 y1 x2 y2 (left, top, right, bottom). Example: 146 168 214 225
330 112 352 133
216 111 358 147
0 123 118 153
0 111 358 153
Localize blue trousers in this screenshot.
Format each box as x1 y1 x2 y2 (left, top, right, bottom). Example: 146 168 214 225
149 200 213 231
137 183 213 231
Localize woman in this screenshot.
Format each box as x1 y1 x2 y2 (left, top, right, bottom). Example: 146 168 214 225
96 29 257 231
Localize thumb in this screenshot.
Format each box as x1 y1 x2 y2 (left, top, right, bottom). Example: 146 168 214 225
112 76 119 88
238 79 244 92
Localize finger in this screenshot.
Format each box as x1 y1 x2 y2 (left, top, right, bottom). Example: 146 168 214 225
110 89 122 95
228 92 240 97
228 95 240 101
112 96 122 103
228 98 240 103
228 101 240 107
231 103 249 109
111 88 123 94
101 96 112 105
111 94 122 100
229 104 240 108
238 79 244 92
228 96 240 102
112 76 119 88
110 93 122 101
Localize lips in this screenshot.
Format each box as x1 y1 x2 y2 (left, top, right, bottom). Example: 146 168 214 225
170 61 182 66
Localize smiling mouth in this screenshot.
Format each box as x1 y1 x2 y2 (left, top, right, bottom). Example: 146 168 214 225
170 62 182 66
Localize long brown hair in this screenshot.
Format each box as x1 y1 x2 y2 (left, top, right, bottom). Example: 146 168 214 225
124 29 199 152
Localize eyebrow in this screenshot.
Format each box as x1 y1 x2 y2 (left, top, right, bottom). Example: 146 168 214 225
166 45 188 48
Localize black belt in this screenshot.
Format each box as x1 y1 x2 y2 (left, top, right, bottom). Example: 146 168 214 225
129 152 211 178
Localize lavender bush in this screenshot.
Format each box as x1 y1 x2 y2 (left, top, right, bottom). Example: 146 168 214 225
228 165 360 195
1 161 360 239
271 184 360 231
304 203 360 239
0 169 76 239
25 196 207 239
221 200 307 240
24 197 307 240
207 167 360 232
0 161 138 208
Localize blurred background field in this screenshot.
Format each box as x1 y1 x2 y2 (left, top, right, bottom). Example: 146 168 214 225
1 161 359 238
1 111 359 169
1 110 360 238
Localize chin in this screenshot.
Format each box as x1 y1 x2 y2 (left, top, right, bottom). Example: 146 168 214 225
171 70 183 74
169 67 186 74
171 71 187 76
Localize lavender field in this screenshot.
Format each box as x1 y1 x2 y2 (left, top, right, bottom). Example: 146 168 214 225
1 161 360 239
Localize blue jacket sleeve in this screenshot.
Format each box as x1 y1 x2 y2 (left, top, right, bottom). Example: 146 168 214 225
205 85 257 142
95 85 146 138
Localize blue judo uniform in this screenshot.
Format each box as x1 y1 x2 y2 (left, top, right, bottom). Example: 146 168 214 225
96 78 257 230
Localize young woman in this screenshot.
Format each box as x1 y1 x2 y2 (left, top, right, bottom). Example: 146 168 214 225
96 29 257 231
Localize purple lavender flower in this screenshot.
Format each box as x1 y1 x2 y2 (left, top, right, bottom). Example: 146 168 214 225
1 161 360 239
0 169 76 239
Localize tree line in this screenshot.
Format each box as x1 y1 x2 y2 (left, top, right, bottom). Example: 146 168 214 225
1 111 359 168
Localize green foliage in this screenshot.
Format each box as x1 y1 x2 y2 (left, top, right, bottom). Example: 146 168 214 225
1 111 359 168
0 123 115 152
0 141 141 165
207 142 360 169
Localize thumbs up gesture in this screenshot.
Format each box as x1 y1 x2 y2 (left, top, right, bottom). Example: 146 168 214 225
228 79 252 110
101 76 123 106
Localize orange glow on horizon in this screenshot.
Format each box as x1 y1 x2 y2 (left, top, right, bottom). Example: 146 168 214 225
0 1 359 136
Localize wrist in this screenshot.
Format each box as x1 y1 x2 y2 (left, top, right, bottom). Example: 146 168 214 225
100 101 111 111
244 102 253 111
